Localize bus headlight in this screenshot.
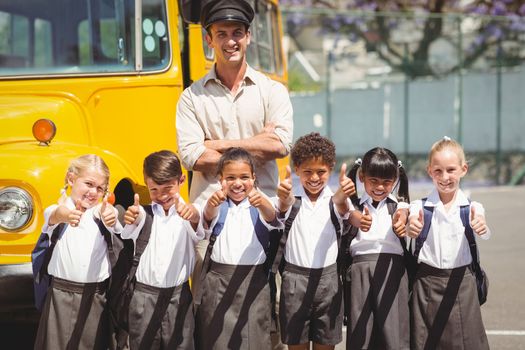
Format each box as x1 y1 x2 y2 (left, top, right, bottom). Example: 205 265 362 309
0 187 34 231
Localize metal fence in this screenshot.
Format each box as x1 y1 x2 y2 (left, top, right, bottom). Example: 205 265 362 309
282 8 525 184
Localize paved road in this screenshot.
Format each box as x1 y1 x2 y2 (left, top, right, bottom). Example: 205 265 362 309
336 185 525 350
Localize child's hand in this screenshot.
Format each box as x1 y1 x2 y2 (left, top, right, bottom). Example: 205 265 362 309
338 163 356 198
408 209 424 238
207 182 227 208
359 207 372 232
203 182 227 225
392 209 408 237
68 200 84 227
124 193 140 225
53 200 83 226
277 166 294 211
248 186 263 208
100 195 117 227
470 206 488 235
175 193 199 224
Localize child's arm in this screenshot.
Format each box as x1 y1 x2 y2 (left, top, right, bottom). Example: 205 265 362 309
332 163 356 216
277 165 294 215
248 188 276 223
203 187 227 228
175 193 200 231
49 199 84 227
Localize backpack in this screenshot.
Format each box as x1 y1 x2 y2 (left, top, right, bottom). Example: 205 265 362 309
414 199 489 305
31 223 67 311
194 201 274 305
100 205 154 349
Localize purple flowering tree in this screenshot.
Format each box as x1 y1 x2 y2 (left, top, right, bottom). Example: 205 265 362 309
282 0 525 78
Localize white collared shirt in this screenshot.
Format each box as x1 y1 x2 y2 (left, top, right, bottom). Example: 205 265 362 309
350 194 409 257
283 186 353 269
121 201 204 288
42 197 123 283
176 64 293 204
409 188 491 269
207 197 280 266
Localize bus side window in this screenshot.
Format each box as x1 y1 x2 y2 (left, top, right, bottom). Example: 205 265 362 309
245 0 283 76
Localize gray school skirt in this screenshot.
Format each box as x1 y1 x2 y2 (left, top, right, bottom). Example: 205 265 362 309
34 277 109 350
128 281 194 350
411 263 489 350
279 262 343 346
347 253 410 350
195 261 271 350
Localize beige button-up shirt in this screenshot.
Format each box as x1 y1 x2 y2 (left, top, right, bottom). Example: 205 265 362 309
176 64 293 204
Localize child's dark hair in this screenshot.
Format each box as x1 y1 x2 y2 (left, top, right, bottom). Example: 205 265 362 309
143 150 182 184
347 147 409 206
291 132 336 169
216 147 256 176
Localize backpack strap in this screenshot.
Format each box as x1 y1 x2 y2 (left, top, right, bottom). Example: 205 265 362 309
459 202 481 269
36 223 66 284
385 199 410 254
96 205 154 276
329 198 342 243
414 198 433 260
270 197 301 274
129 205 154 279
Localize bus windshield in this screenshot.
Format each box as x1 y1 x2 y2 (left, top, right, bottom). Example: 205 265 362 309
0 0 170 77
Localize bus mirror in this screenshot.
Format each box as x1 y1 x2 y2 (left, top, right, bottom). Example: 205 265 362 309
179 0 202 24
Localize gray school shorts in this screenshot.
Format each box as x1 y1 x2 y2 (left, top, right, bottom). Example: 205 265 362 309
279 262 343 346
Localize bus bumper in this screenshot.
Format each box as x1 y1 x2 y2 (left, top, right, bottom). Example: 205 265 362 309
0 264 39 322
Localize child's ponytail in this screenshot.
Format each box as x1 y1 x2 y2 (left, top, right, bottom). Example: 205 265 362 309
396 162 410 204
347 159 361 207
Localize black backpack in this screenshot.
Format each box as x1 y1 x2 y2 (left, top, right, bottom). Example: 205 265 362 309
100 205 154 349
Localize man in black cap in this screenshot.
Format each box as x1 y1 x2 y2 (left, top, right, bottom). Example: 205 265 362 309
176 0 293 349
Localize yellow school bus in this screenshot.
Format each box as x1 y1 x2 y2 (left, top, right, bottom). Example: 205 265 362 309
0 0 287 320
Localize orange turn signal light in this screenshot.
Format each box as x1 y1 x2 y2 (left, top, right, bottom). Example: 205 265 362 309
32 119 56 145
107 192 116 205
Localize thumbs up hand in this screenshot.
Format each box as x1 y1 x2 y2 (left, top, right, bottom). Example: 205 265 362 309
333 163 356 207
124 193 141 225
208 181 228 208
100 195 117 227
203 181 228 225
66 199 84 227
277 165 294 212
359 206 373 232
392 209 408 237
408 208 424 238
248 184 263 208
470 205 488 235
175 193 199 224
339 163 356 198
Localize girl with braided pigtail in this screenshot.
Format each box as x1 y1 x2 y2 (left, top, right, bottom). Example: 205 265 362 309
343 147 411 350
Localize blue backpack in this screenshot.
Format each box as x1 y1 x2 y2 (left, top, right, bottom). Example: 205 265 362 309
31 223 67 311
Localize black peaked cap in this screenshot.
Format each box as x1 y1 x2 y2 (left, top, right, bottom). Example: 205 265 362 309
200 0 255 29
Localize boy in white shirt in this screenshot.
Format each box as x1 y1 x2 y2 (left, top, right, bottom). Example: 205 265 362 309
122 150 203 350
275 132 356 350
